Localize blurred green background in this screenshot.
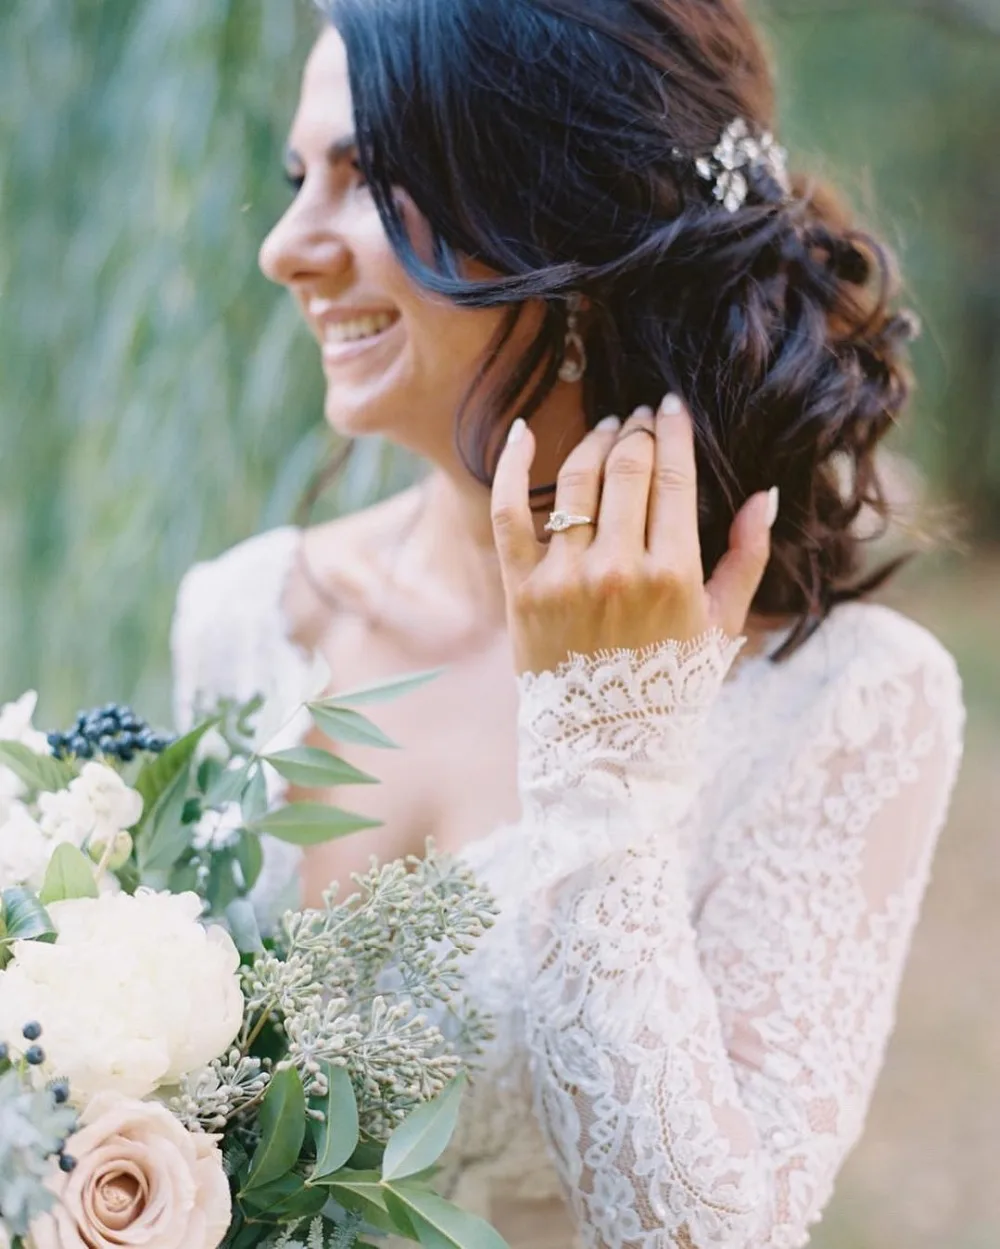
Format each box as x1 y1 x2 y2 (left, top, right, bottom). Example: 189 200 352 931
0 2 997 1245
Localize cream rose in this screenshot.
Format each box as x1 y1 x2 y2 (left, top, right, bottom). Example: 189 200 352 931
0 892 243 1103
30 1092 231 1249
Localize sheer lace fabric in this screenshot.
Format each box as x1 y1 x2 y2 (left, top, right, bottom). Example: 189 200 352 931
172 529 964 1249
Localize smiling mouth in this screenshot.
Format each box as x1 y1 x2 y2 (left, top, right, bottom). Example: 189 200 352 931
320 312 401 353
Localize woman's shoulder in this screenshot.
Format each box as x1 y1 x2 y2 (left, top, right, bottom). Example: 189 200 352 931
813 600 960 681
170 525 307 728
789 599 965 735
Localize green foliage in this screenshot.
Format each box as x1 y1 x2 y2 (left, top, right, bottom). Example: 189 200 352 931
0 744 75 794
0 888 56 948
244 1066 308 1194
38 843 99 905
310 1063 360 1181
380 1075 466 1183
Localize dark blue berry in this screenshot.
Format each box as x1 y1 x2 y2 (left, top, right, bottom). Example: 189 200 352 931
25 1044 45 1065
101 702 119 716
117 745 135 763
59 1154 77 1173
98 735 116 754
21 1021 42 1041
51 1080 70 1104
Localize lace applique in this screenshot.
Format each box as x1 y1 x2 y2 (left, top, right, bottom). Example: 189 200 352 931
516 631 745 880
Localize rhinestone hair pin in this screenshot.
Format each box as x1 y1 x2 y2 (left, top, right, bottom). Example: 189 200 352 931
691 118 791 213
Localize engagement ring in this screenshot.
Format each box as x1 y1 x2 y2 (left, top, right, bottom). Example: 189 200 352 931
545 511 595 534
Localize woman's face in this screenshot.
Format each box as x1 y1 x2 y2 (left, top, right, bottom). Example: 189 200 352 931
259 28 522 454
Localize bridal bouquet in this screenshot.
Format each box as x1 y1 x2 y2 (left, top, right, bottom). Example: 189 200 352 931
0 686 501 1249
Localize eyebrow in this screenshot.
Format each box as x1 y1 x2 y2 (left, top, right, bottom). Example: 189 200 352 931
284 133 358 170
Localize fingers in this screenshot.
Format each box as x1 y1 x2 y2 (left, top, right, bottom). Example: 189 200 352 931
492 418 543 585
706 487 778 634
646 394 702 566
549 415 623 553
591 406 657 551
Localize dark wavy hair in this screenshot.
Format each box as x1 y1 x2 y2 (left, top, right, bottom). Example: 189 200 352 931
319 0 920 657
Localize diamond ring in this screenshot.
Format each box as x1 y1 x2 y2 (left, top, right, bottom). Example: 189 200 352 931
544 511 595 534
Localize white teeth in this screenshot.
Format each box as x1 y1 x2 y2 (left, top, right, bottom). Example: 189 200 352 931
323 313 396 345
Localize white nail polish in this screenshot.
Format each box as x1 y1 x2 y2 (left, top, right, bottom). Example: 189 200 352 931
766 486 780 529
507 418 527 445
596 415 622 432
660 394 684 418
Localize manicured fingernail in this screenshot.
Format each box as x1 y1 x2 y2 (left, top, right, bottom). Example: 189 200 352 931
596 415 621 432
507 418 527 445
629 405 655 423
766 486 780 529
660 393 684 418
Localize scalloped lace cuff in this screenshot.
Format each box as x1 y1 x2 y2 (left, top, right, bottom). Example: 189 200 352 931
516 631 745 867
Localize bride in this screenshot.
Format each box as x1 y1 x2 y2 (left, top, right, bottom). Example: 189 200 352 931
172 2 965 1246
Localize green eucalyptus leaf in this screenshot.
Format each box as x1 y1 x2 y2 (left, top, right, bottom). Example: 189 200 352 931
308 704 399 751
133 721 215 824
1 887 57 944
206 851 242 915
254 804 381 847
234 830 264 893
242 1066 307 1194
205 763 252 809
313 1171 398 1235
225 898 264 955
310 1064 360 1180
0 742 75 793
323 669 442 708
263 747 378 789
39 844 98 905
381 1184 509 1249
381 1077 466 1183
240 766 269 824
136 767 193 875
348 1133 386 1172
239 1172 327 1220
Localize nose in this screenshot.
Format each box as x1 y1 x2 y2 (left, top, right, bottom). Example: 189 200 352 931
258 190 352 289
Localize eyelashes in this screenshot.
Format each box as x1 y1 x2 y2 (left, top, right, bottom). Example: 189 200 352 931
282 161 367 197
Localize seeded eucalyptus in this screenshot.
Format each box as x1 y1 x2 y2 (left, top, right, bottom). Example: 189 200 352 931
0 1025 78 1238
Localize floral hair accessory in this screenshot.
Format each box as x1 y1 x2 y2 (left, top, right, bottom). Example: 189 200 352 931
691 118 791 213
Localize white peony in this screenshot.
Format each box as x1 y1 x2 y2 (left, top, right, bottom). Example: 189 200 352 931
0 690 51 823
0 801 52 889
37 762 144 850
0 891 244 1105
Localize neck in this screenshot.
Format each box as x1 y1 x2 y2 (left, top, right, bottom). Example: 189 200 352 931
404 385 589 613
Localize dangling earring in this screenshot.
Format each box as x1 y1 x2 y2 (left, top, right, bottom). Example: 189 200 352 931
558 292 588 383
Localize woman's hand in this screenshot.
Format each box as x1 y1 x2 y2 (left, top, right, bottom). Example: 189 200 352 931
491 394 779 675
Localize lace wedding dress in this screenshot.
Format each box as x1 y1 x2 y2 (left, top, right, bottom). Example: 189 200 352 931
172 527 965 1249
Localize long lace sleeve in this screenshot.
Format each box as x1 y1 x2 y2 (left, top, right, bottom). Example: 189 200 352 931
514 619 964 1249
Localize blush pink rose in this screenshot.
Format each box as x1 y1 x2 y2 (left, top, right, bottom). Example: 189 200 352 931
31 1093 230 1249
